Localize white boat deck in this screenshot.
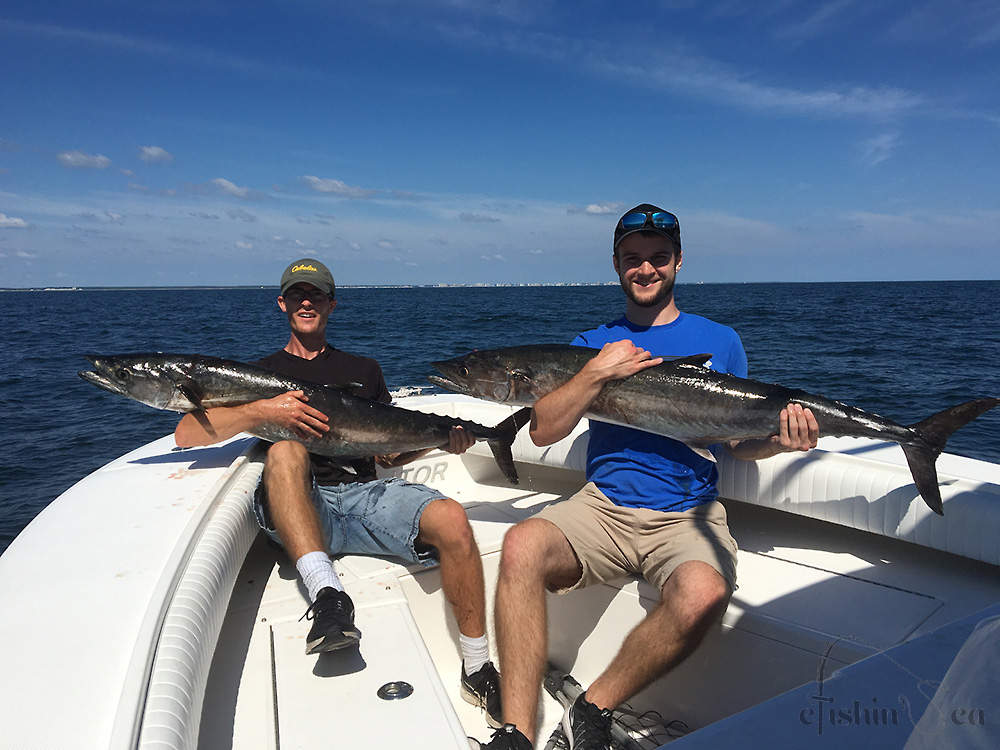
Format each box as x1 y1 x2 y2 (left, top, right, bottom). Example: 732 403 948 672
201 442 1000 748
3 395 999 750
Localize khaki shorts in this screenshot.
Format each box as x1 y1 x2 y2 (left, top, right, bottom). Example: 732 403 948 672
535 482 738 594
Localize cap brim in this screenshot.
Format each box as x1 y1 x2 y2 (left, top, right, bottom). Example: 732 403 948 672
613 227 679 250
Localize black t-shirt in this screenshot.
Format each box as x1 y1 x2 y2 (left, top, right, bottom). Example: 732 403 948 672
254 345 392 486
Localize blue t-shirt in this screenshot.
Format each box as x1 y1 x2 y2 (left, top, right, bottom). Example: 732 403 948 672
572 312 748 513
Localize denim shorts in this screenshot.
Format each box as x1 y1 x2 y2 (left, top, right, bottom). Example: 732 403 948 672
253 476 446 566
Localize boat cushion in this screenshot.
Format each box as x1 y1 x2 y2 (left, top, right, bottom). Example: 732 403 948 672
502 418 1000 567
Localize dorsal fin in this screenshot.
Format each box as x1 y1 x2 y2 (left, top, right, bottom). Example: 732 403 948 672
663 353 713 367
334 381 364 391
316 381 365 396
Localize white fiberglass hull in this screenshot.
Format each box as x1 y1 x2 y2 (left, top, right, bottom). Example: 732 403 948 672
2 394 999 749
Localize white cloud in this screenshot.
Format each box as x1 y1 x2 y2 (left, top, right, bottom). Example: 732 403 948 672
58 150 111 169
235 240 253 249
139 146 174 163
226 207 257 222
774 0 858 42
436 24 923 119
0 213 28 228
460 212 501 223
568 202 622 215
859 132 900 166
17 250 37 259
212 178 250 198
844 209 1000 248
386 190 428 202
302 175 376 198
972 19 1000 46
120 168 134 177
104 211 124 224
1 19 309 78
889 2 1000 48
377 239 394 249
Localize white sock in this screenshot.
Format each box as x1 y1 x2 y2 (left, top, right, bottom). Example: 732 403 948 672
295 551 343 601
460 633 490 675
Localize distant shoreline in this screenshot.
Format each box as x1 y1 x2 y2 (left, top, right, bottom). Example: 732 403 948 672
1 279 995 292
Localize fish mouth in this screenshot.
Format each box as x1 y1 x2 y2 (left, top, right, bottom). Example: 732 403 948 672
427 373 469 395
78 354 126 396
78 368 126 396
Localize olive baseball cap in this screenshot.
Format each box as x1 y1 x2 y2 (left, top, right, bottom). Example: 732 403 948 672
279 258 335 297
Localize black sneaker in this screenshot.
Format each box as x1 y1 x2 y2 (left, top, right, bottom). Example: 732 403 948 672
542 725 570 750
300 587 362 654
477 724 532 750
461 661 503 728
561 693 613 749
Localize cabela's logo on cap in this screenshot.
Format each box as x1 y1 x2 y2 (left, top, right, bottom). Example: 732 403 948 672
291 264 318 273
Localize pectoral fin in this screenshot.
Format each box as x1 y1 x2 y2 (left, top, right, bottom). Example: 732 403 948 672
174 378 205 410
684 442 717 463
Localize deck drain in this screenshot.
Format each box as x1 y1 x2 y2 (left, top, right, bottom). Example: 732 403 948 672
377 681 414 700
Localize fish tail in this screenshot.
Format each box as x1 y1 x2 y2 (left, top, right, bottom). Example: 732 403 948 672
486 407 533 484
902 397 999 515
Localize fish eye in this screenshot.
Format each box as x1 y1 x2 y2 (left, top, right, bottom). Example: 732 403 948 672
115 368 130 380
459 366 470 377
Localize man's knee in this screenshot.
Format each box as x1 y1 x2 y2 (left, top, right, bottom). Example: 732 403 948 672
419 497 474 551
266 440 310 469
263 441 312 502
662 562 731 632
500 518 570 582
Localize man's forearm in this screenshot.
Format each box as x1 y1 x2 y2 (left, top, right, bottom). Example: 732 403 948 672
376 447 434 468
726 437 786 462
174 403 263 447
529 370 604 446
530 340 663 446
727 404 820 461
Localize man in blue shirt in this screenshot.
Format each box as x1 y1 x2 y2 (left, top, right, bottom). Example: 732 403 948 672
479 205 819 750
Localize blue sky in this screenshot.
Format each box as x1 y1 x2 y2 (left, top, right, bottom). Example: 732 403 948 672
2 1 999 287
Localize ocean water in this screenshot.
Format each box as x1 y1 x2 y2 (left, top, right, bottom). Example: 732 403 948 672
1 281 998 553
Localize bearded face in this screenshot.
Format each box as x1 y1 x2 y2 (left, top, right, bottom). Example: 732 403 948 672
614 233 681 309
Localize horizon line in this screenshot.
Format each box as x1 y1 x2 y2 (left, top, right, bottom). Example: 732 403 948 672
2 278 998 292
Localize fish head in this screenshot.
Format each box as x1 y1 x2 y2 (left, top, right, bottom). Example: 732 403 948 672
79 354 202 412
429 349 537 405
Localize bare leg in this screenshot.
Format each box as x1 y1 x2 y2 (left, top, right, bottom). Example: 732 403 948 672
494 518 582 743
418 498 486 637
264 441 325 561
585 560 731 710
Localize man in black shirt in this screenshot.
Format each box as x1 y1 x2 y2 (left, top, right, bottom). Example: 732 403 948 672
175 258 502 729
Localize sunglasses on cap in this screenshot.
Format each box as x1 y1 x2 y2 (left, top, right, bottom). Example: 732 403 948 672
619 210 679 233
